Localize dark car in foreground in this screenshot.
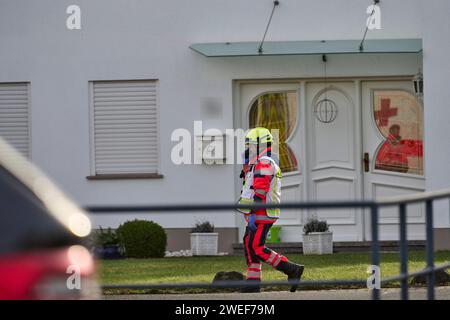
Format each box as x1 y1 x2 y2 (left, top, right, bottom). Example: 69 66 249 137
0 138 98 299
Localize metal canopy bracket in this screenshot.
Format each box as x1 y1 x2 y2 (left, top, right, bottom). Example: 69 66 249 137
189 39 422 57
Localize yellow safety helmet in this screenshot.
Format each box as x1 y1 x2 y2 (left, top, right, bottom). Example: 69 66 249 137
245 127 273 145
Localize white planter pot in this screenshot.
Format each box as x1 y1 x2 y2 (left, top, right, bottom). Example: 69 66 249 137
302 232 333 255
190 233 219 256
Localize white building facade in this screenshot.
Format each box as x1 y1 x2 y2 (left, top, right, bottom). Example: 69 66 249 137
1 0 449 252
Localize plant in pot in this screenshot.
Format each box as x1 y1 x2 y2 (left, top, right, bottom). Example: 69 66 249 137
302 216 333 255
91 227 125 259
190 221 218 256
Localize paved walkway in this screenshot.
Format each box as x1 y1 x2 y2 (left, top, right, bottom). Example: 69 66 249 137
104 286 450 300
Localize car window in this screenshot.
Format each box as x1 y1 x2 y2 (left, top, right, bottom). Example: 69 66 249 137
0 165 77 255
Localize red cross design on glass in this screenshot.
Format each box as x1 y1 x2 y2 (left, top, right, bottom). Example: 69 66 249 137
375 98 398 127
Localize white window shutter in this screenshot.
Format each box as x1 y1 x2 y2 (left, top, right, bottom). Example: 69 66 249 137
92 80 159 175
0 83 30 158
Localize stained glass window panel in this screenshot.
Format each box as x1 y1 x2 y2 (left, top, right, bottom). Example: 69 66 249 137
249 92 298 173
373 90 423 175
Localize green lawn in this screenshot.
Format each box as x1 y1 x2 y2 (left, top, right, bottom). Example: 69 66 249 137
99 251 450 294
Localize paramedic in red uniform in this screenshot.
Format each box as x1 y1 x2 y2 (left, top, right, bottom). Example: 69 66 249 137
238 127 304 293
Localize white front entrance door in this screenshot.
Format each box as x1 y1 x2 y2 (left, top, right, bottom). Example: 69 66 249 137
362 81 425 240
239 82 304 241
305 81 363 241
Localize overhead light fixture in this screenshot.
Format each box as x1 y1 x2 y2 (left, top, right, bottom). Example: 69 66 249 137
314 54 338 124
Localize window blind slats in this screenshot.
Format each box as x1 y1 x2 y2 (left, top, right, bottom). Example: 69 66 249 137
92 80 159 175
0 83 29 157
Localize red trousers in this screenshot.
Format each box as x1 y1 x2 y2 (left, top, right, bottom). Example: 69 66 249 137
243 223 288 280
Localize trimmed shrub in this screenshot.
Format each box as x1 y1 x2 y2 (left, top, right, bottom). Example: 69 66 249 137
117 220 167 258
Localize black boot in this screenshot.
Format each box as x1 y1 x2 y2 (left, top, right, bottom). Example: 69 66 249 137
276 261 304 292
240 279 261 293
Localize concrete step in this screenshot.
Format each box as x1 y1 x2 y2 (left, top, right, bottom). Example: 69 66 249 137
232 240 426 255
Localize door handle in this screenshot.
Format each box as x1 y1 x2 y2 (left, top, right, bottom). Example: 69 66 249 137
363 152 370 173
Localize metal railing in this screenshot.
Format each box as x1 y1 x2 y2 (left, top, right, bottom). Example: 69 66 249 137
88 187 450 300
